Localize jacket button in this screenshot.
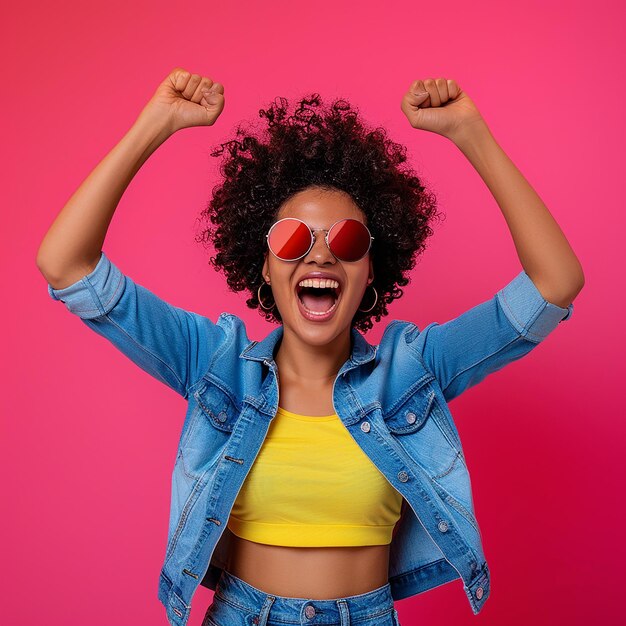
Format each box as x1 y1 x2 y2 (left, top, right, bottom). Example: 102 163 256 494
438 520 449 532
217 412 227 422
360 421 371 433
476 586 484 600
405 412 417 424
398 470 409 482
305 604 316 618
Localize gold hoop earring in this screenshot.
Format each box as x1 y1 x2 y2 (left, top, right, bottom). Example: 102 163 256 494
257 282 276 311
358 284 378 313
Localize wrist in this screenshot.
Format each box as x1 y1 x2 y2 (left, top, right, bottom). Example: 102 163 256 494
447 117 492 150
134 106 176 144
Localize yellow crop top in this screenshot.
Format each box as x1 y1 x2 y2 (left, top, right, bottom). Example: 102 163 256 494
227 406 404 547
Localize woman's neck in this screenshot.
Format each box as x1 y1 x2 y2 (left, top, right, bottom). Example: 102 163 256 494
274 325 352 384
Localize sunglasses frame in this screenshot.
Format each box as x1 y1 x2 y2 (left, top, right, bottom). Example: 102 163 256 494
266 217 374 263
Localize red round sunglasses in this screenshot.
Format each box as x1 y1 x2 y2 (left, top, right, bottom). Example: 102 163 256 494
266 217 374 262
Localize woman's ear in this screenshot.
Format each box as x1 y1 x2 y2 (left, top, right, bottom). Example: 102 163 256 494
262 253 270 282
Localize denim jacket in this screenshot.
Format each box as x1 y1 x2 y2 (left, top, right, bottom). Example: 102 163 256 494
47 251 573 625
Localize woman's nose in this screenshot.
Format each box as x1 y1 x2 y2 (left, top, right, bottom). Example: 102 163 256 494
304 230 335 263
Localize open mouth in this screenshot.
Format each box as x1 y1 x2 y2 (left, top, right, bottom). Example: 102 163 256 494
295 280 341 317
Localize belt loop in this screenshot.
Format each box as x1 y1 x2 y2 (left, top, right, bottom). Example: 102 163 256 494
256 594 276 626
336 599 351 626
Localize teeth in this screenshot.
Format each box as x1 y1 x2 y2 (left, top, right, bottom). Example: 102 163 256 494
297 278 340 289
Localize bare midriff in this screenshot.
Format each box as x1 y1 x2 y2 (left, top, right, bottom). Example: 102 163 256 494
226 533 391 599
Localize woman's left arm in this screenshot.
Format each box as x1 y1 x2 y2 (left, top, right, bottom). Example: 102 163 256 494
401 78 585 307
450 121 584 307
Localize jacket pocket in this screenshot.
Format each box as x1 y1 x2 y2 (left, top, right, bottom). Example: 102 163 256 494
384 386 436 435
193 378 240 433
383 381 460 479
178 378 240 480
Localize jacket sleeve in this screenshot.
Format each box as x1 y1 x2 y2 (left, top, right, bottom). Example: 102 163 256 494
47 251 225 399
409 270 574 403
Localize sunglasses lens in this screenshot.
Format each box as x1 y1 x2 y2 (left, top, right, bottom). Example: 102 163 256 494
328 219 372 261
267 219 312 260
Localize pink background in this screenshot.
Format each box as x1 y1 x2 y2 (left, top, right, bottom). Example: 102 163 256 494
3 0 624 624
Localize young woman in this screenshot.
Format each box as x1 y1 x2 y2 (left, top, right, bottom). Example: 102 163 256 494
38 68 584 626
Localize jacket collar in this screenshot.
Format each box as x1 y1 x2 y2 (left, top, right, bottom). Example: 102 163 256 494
240 324 377 368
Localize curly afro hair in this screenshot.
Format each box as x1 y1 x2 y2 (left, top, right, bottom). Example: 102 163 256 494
195 93 443 333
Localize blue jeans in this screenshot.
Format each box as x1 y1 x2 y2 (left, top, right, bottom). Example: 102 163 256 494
202 569 401 626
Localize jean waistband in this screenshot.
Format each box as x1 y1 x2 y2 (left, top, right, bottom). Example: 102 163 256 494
215 569 395 624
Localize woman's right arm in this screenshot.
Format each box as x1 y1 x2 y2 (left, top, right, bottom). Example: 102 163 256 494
36 110 171 283
37 68 227 398
37 67 224 280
